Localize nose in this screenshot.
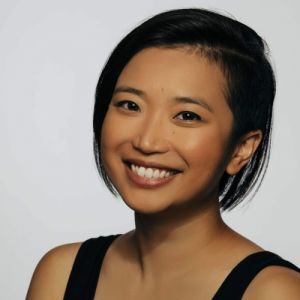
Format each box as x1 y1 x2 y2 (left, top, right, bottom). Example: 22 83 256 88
132 115 170 154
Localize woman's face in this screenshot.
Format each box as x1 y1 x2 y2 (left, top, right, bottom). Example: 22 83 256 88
101 47 234 215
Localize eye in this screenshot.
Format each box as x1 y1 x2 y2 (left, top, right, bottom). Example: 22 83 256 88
115 100 140 111
175 111 202 121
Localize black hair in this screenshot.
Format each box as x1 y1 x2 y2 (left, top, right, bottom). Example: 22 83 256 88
93 8 276 211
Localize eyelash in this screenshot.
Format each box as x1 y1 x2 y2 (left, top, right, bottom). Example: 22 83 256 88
115 100 202 121
176 111 202 121
115 100 139 111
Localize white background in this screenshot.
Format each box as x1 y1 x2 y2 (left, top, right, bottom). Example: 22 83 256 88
0 0 299 298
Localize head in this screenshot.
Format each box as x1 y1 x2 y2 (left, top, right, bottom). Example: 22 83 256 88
93 8 275 211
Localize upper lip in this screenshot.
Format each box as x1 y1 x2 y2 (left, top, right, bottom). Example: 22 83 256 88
123 158 182 172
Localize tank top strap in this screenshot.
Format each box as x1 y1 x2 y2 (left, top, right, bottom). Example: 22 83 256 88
63 234 121 300
212 251 300 299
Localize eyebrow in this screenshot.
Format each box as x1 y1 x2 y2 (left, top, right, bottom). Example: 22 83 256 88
113 86 145 97
174 96 213 113
113 85 213 113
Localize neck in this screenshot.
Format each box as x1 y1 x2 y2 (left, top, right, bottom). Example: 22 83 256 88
129 198 228 285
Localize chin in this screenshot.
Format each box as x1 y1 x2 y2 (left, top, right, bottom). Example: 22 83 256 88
119 190 175 215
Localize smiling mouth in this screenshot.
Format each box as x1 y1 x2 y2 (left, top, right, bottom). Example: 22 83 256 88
123 160 182 189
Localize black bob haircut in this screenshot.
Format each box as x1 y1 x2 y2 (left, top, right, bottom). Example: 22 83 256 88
93 8 275 211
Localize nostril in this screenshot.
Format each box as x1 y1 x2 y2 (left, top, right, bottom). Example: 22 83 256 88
132 136 170 155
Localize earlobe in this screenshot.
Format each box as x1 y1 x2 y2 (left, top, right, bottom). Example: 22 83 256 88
226 130 263 176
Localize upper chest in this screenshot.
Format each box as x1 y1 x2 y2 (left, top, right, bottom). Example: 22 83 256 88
90 235 271 300
93 251 228 300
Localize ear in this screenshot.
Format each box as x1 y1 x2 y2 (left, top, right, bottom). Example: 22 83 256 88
226 130 263 176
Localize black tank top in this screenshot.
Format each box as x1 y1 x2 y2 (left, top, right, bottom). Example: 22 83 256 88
63 234 300 299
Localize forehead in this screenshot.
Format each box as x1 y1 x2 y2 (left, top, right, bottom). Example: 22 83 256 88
116 47 228 104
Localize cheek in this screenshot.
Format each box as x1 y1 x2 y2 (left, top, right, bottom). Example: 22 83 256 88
100 109 135 182
100 111 121 172
177 127 229 174
101 110 130 151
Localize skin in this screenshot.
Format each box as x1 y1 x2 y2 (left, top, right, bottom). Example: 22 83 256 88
26 47 300 300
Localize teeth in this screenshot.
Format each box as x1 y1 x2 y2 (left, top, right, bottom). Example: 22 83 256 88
153 169 160 179
131 164 135 172
130 164 174 179
145 168 153 178
159 170 166 178
137 166 146 177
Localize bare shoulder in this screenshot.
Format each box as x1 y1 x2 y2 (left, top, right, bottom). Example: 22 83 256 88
26 242 82 300
243 265 300 300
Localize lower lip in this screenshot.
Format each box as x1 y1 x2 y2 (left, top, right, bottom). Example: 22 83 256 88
125 164 179 189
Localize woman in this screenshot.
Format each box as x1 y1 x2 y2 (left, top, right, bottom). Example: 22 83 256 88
26 8 300 299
